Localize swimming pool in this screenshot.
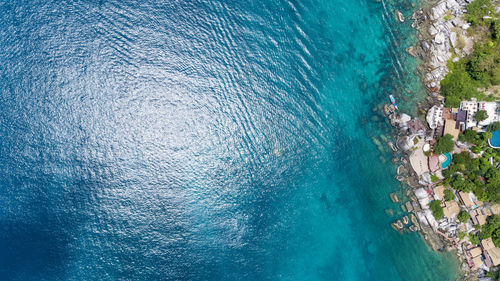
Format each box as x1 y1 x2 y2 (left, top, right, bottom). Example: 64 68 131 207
441 152 452 168
490 131 500 148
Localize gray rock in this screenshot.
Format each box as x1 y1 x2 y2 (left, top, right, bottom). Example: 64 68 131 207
450 32 457 48
429 25 439 36
434 32 446 44
421 41 430 52
430 1 448 21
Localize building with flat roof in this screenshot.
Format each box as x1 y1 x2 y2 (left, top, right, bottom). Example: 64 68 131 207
426 105 444 129
456 109 467 131
460 100 479 129
477 102 499 126
444 119 460 140
409 142 429 176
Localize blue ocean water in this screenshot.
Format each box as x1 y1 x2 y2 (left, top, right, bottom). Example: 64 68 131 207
0 0 460 280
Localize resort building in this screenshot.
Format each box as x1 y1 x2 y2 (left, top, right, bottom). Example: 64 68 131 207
476 214 488 226
433 185 445 200
492 204 500 215
481 238 500 267
469 246 484 270
426 105 444 129
470 206 490 226
443 119 460 141
477 102 499 127
456 109 467 131
460 100 478 129
443 201 460 219
470 247 483 258
428 154 440 172
409 141 429 176
459 100 500 129
407 118 426 136
458 191 475 209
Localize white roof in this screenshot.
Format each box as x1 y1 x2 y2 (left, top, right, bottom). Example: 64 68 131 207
460 101 479 129
426 105 444 129
477 102 499 126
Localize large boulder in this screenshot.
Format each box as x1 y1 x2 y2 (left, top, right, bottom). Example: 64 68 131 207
430 1 448 21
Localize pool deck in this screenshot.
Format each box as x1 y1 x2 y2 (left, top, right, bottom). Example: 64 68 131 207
410 139 429 176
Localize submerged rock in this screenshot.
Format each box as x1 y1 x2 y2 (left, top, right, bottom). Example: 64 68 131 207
390 193 399 203
402 215 409 225
395 10 405 22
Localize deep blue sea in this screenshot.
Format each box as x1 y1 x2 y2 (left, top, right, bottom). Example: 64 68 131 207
0 0 460 280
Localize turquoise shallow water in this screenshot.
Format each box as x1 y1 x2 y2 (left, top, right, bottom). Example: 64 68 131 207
0 0 460 280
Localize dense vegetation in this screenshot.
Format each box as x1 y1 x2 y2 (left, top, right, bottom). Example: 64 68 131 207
466 0 495 26
458 210 471 223
490 121 500 131
442 144 500 203
458 130 492 149
470 233 480 245
430 200 444 220
444 189 455 201
474 109 489 122
440 67 481 107
479 215 500 247
440 0 500 107
487 269 500 281
434 134 455 154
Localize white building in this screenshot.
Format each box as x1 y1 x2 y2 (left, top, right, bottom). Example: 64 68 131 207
477 101 500 126
426 105 444 129
460 100 478 129
460 100 500 129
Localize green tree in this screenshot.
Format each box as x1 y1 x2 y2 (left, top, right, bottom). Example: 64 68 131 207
434 134 455 154
474 110 489 122
444 189 455 201
479 215 500 247
441 69 479 107
458 210 471 223
486 175 500 203
431 174 440 183
491 66 500 85
453 151 471 165
483 131 493 140
450 174 476 192
492 20 500 41
486 270 500 281
469 233 480 245
459 130 478 144
466 0 494 26
467 50 495 84
430 201 444 220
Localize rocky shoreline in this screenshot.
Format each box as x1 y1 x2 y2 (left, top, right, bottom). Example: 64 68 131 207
388 0 485 280
412 0 475 96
